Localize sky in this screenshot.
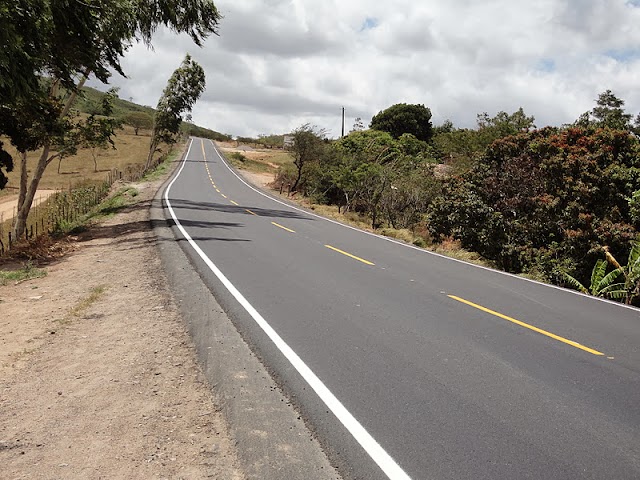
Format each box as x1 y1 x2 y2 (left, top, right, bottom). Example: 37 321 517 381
91 0 640 138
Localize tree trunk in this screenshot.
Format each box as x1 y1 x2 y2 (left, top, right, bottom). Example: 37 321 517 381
13 71 90 239
14 145 50 239
291 165 302 193
17 152 27 214
146 136 160 171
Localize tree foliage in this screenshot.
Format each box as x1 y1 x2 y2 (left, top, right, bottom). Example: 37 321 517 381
370 103 433 142
1 0 221 238
147 54 206 168
431 108 535 170
428 126 640 281
287 124 327 193
562 259 622 298
280 128 438 230
575 90 633 131
124 111 154 135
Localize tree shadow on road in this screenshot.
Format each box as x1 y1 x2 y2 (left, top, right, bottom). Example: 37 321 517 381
166 197 313 221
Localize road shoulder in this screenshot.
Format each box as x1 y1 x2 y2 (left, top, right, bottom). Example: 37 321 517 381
153 147 341 480
0 161 244 478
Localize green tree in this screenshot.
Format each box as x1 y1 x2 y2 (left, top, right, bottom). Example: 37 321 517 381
1 0 221 238
428 126 640 280
370 103 433 142
56 89 122 174
575 89 632 130
350 117 365 133
288 124 326 193
124 111 153 135
147 54 206 169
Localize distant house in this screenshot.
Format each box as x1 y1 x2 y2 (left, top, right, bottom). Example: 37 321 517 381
283 135 294 148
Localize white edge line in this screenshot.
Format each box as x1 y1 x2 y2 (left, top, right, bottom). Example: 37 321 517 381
208 139 640 314
164 138 412 480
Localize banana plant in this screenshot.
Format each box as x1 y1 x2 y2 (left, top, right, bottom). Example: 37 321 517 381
562 259 623 298
604 242 640 305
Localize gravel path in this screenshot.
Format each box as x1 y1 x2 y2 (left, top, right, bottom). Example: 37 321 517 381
0 169 244 479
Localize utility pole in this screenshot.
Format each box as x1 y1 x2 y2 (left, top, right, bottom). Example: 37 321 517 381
341 107 345 137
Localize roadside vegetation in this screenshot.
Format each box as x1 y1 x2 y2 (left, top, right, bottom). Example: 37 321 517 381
0 261 47 285
231 93 640 305
0 0 222 240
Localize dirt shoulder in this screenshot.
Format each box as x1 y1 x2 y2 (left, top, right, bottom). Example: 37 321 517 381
0 190 57 222
0 168 244 478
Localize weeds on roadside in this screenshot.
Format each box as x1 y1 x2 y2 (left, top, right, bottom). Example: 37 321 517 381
0 261 47 286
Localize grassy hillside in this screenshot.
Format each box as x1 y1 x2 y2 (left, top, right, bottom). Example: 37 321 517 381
76 85 231 142
0 124 153 201
75 86 155 118
0 86 231 200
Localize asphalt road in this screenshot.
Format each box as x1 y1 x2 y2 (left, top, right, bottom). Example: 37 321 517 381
164 138 640 480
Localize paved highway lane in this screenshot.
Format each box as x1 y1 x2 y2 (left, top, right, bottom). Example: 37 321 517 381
165 138 640 480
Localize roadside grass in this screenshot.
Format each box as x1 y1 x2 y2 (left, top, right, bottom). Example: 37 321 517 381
57 284 109 325
265 185 495 269
0 125 150 201
431 238 493 267
69 285 108 318
225 151 275 174
218 146 294 176
54 186 139 235
221 142 497 270
0 261 47 285
263 151 293 166
0 139 183 252
143 146 182 181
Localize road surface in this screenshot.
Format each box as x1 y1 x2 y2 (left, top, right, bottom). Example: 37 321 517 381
163 138 640 480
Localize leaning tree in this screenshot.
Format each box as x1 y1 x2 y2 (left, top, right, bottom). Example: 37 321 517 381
147 55 206 170
0 0 221 239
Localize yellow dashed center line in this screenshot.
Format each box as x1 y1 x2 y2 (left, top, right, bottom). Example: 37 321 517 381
448 295 604 356
246 209 258 216
271 222 296 233
324 245 375 265
230 200 239 206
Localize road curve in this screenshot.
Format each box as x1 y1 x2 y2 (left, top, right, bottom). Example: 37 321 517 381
164 138 640 480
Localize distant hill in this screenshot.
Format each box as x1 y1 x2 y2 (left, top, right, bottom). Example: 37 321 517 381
76 85 231 142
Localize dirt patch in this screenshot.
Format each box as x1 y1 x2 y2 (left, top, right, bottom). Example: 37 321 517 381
0 190 57 222
218 145 283 165
239 170 274 189
0 167 244 478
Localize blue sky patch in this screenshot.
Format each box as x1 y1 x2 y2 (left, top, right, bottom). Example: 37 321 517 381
536 58 555 72
360 17 379 31
605 48 640 62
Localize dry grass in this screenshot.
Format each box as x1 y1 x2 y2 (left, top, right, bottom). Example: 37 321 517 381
265 186 495 267
217 142 493 269
216 143 293 176
1 125 152 200
431 237 492 267
69 285 108 318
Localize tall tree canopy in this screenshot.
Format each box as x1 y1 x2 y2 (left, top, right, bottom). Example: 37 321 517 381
0 0 221 238
370 103 434 142
575 89 633 130
147 54 206 168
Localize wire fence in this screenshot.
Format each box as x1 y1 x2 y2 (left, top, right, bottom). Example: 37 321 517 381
0 152 168 256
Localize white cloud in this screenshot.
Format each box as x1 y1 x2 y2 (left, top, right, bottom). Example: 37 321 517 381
92 0 640 138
